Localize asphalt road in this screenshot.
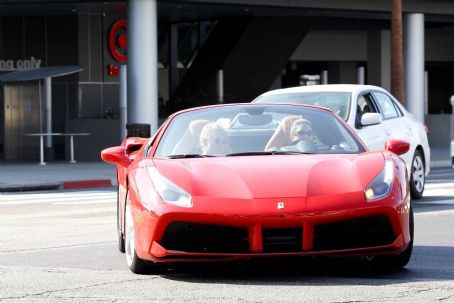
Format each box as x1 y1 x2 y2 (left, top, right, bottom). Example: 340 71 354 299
1 167 454 302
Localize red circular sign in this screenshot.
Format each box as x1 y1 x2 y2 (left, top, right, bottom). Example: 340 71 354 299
108 19 127 63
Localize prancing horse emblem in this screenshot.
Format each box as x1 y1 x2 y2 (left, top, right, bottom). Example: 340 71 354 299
277 202 285 209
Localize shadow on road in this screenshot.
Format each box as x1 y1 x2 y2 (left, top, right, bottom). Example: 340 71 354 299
151 245 454 285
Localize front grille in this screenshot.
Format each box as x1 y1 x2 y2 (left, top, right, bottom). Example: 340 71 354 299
313 216 396 251
160 222 249 253
263 228 302 252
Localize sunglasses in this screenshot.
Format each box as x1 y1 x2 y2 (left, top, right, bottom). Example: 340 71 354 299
295 129 312 137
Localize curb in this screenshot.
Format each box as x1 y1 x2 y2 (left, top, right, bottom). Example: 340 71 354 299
0 182 61 192
63 179 113 190
0 179 114 193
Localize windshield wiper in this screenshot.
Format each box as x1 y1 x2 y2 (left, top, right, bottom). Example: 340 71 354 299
167 154 215 159
225 151 311 157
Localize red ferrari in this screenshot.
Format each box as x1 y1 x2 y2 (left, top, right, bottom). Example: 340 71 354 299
101 103 413 274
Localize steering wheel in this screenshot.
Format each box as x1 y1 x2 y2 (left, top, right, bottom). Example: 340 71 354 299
280 139 318 153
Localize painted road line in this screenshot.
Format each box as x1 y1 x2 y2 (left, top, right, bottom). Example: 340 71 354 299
52 200 115 205
0 191 116 201
417 199 454 205
0 194 116 205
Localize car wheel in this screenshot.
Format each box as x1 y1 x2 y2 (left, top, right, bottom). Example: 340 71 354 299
117 189 125 253
410 149 425 199
361 205 414 271
125 195 148 274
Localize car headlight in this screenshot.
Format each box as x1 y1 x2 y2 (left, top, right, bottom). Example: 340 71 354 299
364 160 394 201
146 167 192 208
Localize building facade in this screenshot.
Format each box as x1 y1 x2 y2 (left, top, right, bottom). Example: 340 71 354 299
0 0 453 161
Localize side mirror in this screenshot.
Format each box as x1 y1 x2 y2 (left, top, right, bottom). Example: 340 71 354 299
385 139 410 156
124 137 148 153
101 146 132 167
361 113 383 126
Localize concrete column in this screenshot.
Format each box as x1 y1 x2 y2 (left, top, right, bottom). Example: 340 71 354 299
367 30 391 91
127 0 158 133
404 13 425 122
44 77 52 147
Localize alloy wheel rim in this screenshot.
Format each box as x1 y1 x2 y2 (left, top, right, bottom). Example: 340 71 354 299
412 155 425 192
125 200 135 267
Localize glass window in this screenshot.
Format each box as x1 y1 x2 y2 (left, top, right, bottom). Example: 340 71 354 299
153 104 365 158
254 92 351 121
356 93 379 128
373 92 399 119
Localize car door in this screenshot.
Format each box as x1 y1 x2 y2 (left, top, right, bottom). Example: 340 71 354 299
371 91 413 161
354 92 389 151
371 91 410 139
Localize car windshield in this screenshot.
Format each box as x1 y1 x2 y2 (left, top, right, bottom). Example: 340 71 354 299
153 104 364 158
255 92 351 121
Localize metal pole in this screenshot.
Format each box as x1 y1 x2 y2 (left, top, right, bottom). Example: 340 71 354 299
127 0 158 134
38 80 43 134
217 69 224 103
44 77 52 147
119 65 127 141
404 13 425 122
321 70 328 84
39 135 46 165
357 66 365 85
69 135 76 164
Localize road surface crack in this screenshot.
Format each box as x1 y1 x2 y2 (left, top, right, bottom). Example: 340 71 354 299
1 276 157 301
0 241 115 254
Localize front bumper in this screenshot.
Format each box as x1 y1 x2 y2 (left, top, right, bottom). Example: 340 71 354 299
133 196 411 263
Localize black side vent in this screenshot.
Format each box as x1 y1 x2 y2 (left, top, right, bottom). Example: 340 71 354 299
161 222 249 253
313 216 396 251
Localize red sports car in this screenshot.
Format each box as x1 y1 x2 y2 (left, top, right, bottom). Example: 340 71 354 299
101 103 413 274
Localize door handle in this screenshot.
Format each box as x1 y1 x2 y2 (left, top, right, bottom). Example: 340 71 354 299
385 130 391 136
406 125 412 131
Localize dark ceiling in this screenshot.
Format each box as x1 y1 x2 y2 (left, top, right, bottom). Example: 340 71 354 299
0 1 453 26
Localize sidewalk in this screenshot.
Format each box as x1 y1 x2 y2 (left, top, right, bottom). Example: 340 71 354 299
430 147 452 168
0 148 451 192
0 161 117 192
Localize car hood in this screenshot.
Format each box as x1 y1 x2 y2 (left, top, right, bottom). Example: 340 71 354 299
151 152 384 200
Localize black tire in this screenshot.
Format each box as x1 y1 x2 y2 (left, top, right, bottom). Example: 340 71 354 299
410 149 425 200
125 194 149 274
117 188 125 253
362 205 414 271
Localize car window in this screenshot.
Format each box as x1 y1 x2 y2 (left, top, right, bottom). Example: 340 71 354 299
153 105 365 157
356 93 378 128
372 92 400 119
254 92 351 121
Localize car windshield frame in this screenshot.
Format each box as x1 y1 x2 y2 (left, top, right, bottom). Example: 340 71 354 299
255 91 352 122
152 104 365 158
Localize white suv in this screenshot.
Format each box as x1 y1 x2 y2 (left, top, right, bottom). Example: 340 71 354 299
254 84 430 199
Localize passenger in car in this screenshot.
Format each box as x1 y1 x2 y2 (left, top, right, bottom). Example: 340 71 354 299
172 119 210 155
265 115 300 151
199 122 232 156
289 118 320 145
265 116 320 151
